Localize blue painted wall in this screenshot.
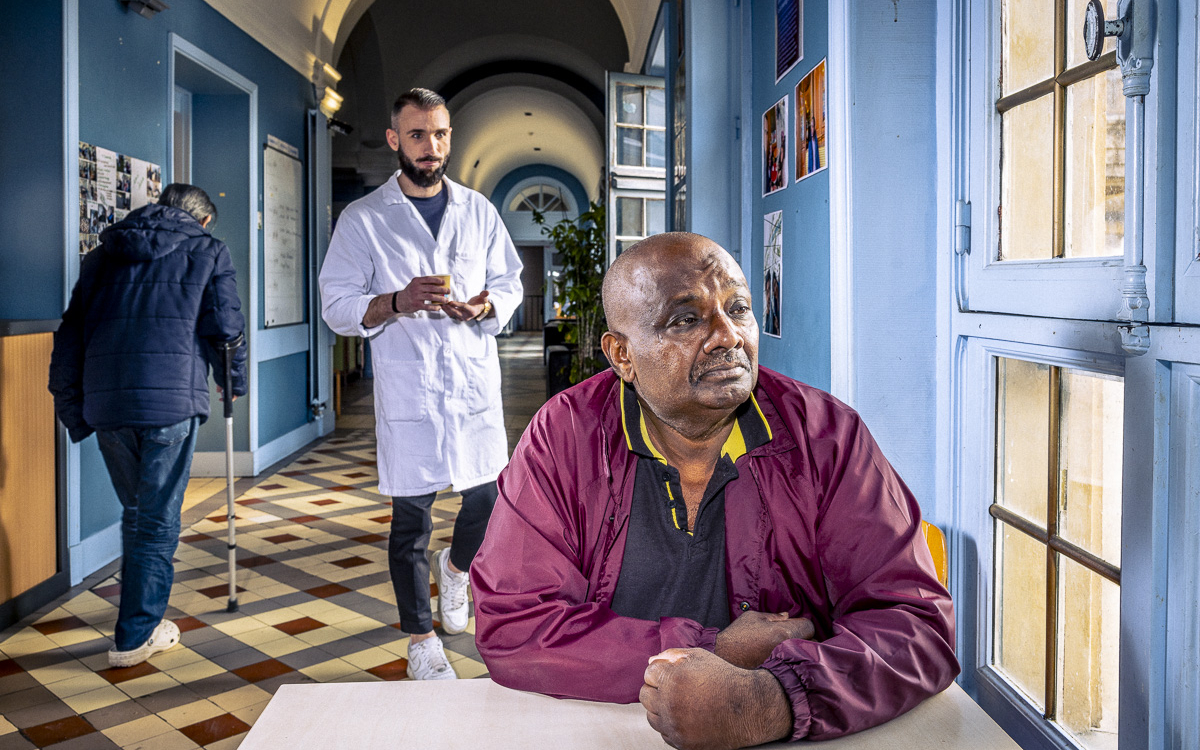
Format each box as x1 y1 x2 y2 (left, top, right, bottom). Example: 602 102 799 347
0 1 65 319
843 3 939 511
749 0 831 391
192 93 253 453
258 352 310 444
69 0 316 541
490 164 590 215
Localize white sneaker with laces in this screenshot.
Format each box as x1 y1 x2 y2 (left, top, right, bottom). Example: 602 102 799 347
108 619 181 668
406 636 457 681
431 547 471 635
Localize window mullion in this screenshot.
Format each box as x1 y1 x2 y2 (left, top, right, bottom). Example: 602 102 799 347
1045 365 1062 720
1051 0 1067 260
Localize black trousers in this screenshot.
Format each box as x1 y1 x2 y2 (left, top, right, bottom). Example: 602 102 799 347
388 481 498 634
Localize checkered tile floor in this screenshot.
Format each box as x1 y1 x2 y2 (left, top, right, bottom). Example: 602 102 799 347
0 332 547 749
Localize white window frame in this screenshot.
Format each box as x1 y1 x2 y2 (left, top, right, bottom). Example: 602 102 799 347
962 0 1165 323
1174 7 1200 323
946 2 1200 749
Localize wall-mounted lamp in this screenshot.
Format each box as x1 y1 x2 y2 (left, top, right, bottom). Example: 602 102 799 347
319 87 344 118
123 0 169 18
311 59 344 119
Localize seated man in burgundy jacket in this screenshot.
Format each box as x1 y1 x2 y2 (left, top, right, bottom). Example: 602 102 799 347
471 232 958 749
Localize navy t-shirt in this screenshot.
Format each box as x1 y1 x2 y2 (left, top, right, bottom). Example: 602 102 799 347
408 187 449 239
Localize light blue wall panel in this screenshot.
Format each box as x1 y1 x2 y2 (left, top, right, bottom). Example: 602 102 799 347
749 0 831 391
78 437 120 540
844 3 938 510
257 353 310 445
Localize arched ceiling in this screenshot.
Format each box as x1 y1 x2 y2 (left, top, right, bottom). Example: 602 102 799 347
446 86 603 202
203 0 662 202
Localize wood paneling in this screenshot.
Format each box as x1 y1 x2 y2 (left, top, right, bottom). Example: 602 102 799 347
0 332 57 602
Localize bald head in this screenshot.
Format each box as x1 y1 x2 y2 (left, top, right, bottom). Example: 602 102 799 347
602 232 743 333
599 231 758 430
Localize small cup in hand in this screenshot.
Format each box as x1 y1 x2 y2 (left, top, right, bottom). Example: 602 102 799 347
432 274 452 301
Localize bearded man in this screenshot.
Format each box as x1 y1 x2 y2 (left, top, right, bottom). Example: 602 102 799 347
471 233 957 748
319 87 523 680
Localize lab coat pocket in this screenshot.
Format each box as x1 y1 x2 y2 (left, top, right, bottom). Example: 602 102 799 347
465 350 502 416
374 358 428 422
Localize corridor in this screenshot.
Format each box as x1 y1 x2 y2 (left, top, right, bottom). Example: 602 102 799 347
0 333 547 749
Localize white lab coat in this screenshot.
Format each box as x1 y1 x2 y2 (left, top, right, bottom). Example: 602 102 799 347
319 174 523 496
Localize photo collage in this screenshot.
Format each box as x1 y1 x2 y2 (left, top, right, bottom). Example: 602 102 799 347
78 141 162 254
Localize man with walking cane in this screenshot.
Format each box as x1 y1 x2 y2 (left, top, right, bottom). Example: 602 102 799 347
50 183 247 668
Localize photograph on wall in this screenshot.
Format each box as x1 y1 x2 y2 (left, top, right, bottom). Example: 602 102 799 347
78 141 160 254
762 95 789 197
775 0 803 82
794 59 828 182
763 211 783 338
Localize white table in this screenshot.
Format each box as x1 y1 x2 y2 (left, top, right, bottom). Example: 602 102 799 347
239 678 1020 749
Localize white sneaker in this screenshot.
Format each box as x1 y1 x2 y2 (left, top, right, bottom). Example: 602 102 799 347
406 636 457 681
108 619 180 668
430 548 470 635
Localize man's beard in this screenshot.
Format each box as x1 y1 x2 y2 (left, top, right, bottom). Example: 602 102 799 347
399 150 449 188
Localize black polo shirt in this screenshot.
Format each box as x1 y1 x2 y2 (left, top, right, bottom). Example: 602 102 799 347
609 381 773 629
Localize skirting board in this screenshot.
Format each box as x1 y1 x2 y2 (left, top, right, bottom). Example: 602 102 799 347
190 418 330 478
69 520 121 586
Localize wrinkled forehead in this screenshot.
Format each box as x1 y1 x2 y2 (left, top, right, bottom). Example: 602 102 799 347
626 242 747 313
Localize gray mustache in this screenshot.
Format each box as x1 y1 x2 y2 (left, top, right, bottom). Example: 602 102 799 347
690 349 750 381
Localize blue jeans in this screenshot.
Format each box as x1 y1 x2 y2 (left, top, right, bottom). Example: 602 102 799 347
96 416 199 651
389 481 497 634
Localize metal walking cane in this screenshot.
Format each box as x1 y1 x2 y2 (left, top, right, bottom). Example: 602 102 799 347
221 333 245 613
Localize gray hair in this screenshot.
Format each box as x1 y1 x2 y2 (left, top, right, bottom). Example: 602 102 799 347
159 183 217 225
392 87 447 126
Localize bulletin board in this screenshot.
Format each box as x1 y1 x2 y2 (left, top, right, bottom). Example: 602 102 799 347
263 135 305 327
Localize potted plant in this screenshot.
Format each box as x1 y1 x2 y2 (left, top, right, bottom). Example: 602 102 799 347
534 201 607 394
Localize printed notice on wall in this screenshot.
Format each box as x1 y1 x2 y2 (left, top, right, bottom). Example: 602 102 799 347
78 141 161 254
263 137 305 327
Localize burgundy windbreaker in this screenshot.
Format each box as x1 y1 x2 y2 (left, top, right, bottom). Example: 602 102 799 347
471 367 959 741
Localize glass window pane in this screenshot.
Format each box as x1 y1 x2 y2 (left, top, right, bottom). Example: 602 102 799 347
617 197 644 237
616 239 638 255
647 130 666 169
617 127 644 167
995 522 1047 709
1000 96 1055 260
1066 2 1117 69
646 199 665 235
646 87 666 128
995 357 1050 526
617 84 643 125
1058 557 1120 750
1065 69 1125 258
1059 369 1123 565
1001 0 1056 95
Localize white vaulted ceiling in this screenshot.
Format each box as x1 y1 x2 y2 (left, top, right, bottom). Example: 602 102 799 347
202 0 662 202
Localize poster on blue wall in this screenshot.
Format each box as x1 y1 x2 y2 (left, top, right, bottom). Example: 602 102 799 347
763 96 789 196
775 0 803 83
795 59 828 182
763 211 783 338
78 141 162 254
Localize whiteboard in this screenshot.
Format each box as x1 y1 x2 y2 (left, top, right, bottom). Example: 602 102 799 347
263 142 304 327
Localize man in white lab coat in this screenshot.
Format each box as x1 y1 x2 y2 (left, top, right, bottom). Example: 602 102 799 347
319 88 523 680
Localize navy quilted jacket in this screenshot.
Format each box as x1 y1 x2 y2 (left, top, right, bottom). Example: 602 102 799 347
49 204 247 442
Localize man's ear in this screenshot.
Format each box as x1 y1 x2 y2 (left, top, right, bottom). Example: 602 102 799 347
600 331 634 382
385 127 400 152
